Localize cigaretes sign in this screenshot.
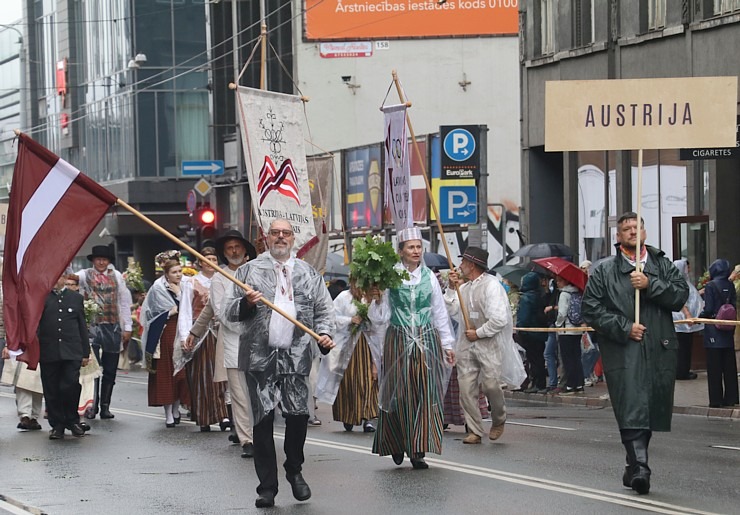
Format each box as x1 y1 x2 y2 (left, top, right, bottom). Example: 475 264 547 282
545 77 738 151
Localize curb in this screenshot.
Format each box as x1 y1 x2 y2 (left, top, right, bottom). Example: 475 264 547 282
504 391 740 420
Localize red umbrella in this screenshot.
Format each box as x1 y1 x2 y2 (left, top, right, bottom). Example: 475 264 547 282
533 257 588 292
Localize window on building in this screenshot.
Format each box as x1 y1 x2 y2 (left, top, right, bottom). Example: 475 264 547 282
572 0 594 47
540 0 555 55
714 0 740 14
648 0 666 30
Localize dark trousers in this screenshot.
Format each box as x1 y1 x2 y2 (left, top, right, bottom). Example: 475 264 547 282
92 345 119 385
253 409 309 496
676 331 695 378
558 334 584 389
706 347 739 407
40 360 81 430
519 335 546 389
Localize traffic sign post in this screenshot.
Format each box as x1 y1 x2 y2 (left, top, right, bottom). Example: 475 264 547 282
181 160 225 176
440 185 477 224
186 190 197 214
440 125 481 179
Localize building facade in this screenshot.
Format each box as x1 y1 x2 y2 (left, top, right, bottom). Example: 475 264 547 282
520 0 740 279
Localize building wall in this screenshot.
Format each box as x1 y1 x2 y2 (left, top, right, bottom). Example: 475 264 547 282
520 1 740 271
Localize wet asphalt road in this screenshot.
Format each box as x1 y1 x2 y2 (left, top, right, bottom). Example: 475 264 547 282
1 369 739 515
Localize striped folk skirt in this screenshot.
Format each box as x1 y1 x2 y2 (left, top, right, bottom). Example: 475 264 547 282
443 366 490 426
372 324 446 457
185 331 228 426
148 318 191 407
332 334 378 426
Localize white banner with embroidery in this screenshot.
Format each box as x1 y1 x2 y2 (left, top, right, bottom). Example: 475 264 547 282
236 86 317 256
382 104 413 232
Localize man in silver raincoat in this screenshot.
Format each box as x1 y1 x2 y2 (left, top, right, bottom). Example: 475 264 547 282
222 219 335 509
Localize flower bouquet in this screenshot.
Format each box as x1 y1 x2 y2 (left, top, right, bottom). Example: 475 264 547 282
696 271 710 292
124 260 146 292
84 299 102 325
182 266 197 277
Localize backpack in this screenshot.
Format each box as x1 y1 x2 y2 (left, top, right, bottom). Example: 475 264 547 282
711 283 737 332
566 292 584 326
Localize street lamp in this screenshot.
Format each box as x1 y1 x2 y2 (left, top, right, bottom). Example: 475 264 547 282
127 52 147 70
0 23 26 132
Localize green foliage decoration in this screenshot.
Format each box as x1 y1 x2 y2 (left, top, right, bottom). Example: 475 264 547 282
349 235 409 293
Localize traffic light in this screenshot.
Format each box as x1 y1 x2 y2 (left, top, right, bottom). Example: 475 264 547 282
177 223 196 247
194 204 217 248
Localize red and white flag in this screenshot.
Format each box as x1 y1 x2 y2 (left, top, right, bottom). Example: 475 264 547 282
2 134 117 369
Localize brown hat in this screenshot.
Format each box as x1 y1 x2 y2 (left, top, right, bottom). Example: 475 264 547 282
460 246 489 269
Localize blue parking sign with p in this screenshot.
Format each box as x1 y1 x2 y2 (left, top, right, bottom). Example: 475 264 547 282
440 185 477 224
443 128 476 162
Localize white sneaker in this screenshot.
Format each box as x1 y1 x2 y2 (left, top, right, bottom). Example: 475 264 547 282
584 378 594 387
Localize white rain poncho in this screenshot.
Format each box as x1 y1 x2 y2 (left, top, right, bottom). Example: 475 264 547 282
221 253 335 424
140 276 185 366
173 273 214 374
672 258 704 333
315 289 385 405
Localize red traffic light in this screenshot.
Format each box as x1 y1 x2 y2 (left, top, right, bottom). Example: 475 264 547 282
199 208 215 225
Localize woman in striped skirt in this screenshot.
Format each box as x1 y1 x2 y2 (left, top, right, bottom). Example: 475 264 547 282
177 247 228 431
368 227 456 470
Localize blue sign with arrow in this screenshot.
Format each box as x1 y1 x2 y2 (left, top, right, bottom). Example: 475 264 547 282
440 185 477 225
182 160 225 176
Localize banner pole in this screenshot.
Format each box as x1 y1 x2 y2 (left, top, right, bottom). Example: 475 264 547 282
635 148 643 327
391 70 472 331
115 199 321 341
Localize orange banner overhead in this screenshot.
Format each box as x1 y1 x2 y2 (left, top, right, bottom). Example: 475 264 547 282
304 0 519 40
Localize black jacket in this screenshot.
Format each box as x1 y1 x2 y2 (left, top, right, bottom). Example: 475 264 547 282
38 289 90 362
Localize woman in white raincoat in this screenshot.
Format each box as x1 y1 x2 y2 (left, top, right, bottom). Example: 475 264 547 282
316 280 385 432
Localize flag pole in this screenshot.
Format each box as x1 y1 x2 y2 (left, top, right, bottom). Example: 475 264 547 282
635 148 643 326
391 70 472 331
115 199 322 341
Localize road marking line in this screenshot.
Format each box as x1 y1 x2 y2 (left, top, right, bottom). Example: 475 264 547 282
710 445 740 451
506 421 576 431
0 495 45 515
298 436 717 515
117 379 148 386
0 398 721 515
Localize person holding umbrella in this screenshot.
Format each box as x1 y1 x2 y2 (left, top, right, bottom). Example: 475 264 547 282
533 257 588 395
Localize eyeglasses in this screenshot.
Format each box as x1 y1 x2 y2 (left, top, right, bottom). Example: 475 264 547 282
269 229 293 237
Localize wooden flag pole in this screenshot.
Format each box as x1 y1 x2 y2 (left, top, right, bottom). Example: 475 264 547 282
115 199 321 341
391 70 472 331
635 148 643 326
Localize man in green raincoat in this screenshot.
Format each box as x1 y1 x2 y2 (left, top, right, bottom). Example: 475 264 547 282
581 212 688 495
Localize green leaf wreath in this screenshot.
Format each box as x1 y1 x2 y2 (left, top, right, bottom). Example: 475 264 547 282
349 234 409 293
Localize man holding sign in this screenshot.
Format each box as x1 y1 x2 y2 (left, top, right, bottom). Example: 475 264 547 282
581 212 688 495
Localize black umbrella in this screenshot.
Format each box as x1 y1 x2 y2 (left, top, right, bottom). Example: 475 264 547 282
511 243 573 259
423 252 451 270
489 264 529 287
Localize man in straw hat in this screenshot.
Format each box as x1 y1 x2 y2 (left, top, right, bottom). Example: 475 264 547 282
368 226 455 470
447 246 514 444
221 219 335 508
76 245 133 420
582 212 688 495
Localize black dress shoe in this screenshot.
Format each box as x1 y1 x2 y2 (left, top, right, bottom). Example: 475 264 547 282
173 416 181 425
79 421 91 432
343 423 353 432
200 425 211 432
255 493 275 508
68 423 86 437
228 433 240 444
411 454 428 470
166 422 176 428
286 473 311 501
49 427 65 440
241 443 254 458
391 453 404 465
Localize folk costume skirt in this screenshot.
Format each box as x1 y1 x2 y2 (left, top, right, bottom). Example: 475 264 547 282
332 333 378 426
185 331 228 426
372 324 445 457
443 366 489 426
148 317 191 407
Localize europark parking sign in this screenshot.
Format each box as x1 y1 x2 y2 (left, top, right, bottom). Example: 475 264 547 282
440 125 480 179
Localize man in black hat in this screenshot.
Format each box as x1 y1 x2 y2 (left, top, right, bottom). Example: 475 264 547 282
188 230 257 458
76 245 133 420
447 246 514 445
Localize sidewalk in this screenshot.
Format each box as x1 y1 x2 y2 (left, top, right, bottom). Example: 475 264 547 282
504 370 740 420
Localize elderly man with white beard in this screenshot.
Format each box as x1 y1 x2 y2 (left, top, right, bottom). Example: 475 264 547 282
221 219 335 509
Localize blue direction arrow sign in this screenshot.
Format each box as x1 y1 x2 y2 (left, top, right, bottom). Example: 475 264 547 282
440 185 477 225
181 160 224 176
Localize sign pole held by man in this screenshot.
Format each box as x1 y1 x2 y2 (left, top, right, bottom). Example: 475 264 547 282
389 70 472 330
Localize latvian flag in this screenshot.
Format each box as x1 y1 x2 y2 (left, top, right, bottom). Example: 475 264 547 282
257 156 301 206
2 134 117 369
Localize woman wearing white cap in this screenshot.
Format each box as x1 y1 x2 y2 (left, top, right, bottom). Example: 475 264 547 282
368 227 455 470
